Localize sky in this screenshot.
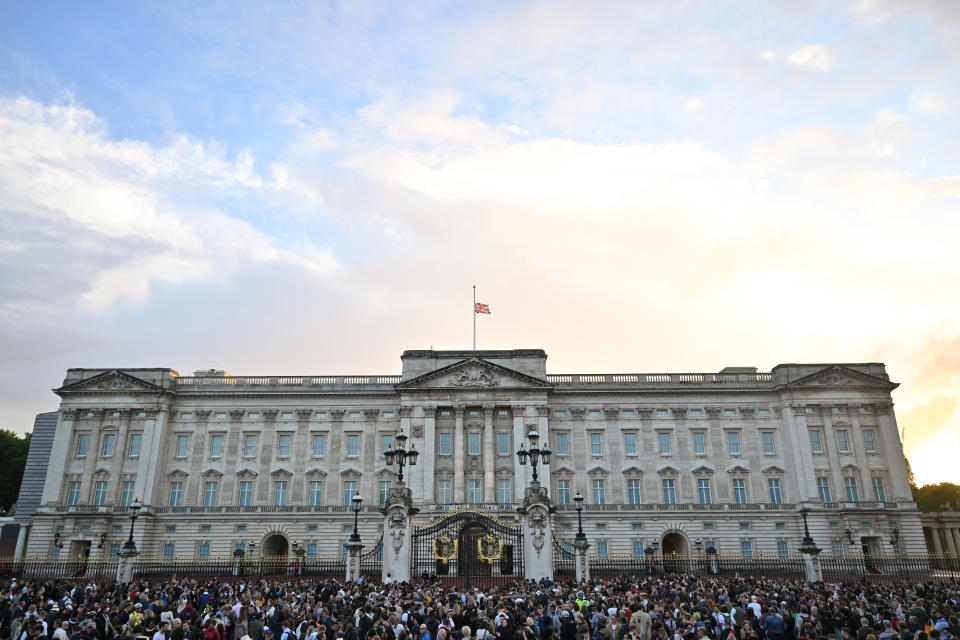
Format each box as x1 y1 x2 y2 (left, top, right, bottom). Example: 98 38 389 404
1 1 958 486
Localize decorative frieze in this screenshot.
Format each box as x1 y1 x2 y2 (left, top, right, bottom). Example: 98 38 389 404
195 410 210 421
604 408 619 418
706 407 722 418
330 410 346 421
296 410 312 421
671 408 687 418
740 407 755 418
570 408 586 419
364 410 380 420
229 410 244 420
261 410 278 420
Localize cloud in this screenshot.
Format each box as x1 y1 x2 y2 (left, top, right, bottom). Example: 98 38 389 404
910 92 947 114
788 44 834 71
0 97 339 314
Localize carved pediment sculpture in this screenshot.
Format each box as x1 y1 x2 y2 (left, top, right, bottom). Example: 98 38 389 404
451 366 499 388
395 357 551 390
56 370 167 395
787 365 897 390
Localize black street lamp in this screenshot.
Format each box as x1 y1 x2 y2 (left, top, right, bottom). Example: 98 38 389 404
516 430 551 484
350 493 363 543
844 527 855 545
384 430 419 483
573 491 586 543
122 498 142 552
889 527 900 546
695 538 703 555
800 508 817 547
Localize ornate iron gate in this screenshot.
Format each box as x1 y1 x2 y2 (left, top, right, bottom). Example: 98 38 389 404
412 507 524 586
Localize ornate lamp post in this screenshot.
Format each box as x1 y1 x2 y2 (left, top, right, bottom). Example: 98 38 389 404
572 490 589 581
350 493 363 543
573 491 586 543
292 540 306 576
516 430 552 484
799 508 824 582
384 430 419 483
122 498 142 552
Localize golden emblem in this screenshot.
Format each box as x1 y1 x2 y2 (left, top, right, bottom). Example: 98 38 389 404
432 534 458 564
477 533 503 564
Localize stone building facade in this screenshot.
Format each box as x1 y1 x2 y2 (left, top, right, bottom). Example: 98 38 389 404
23 349 923 564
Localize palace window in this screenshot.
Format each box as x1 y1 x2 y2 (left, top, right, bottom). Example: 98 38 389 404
590 433 603 455
555 433 568 455
277 434 291 457
239 481 253 506
468 432 481 455
313 434 325 457
379 481 391 507
809 430 823 453
468 479 483 504
204 481 218 507
101 433 116 457
346 434 359 457
727 431 741 455
872 477 886 502
624 433 637 455
274 480 288 506
817 477 832 502
92 481 107 506
162 543 175 558
698 479 712 504
497 479 512 504
169 482 183 507
593 479 606 505
125 433 141 457
863 429 877 452
836 430 851 453
768 478 783 504
662 479 676 504
438 433 452 455
76 434 89 457
761 432 776 454
692 432 706 455
342 481 357 506
627 479 642 505
209 434 223 458
596 540 608 558
844 477 860 502
198 542 210 558
243 434 256 457
659 433 672 455
176 435 189 458
437 480 452 505
309 481 323 506
497 432 510 455
732 478 747 504
777 540 789 556
556 480 571 505
381 434 392 454
120 481 135 506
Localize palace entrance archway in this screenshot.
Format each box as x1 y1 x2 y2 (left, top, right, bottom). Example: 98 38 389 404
262 534 289 558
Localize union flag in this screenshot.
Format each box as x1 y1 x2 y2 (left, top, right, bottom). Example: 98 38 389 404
474 302 491 314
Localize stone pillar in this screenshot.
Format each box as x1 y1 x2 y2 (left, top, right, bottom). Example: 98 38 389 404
512 405 527 501
483 406 495 501
421 406 435 503
573 538 590 583
454 406 465 503
944 526 958 553
798 539 823 583
345 541 362 583
931 527 943 553
14 524 29 558
116 547 139 583
518 481 553 580
951 528 960 555
107 409 133 500
381 482 418 583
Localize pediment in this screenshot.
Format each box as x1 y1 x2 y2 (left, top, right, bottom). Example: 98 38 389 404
786 365 897 390
340 467 362 480
552 465 576 477
657 464 679 476
304 468 327 478
761 465 785 476
236 468 259 478
587 465 609 476
201 468 224 478
167 469 189 479
374 468 396 479
841 463 860 473
727 465 751 475
692 465 715 476
270 467 293 478
622 466 644 476
395 358 552 391
56 370 169 395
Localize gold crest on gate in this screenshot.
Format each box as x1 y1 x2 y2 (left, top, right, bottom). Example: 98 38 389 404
433 534 458 564
477 533 503 564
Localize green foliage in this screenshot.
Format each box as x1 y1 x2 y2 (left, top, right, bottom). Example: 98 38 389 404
914 482 960 512
0 430 30 511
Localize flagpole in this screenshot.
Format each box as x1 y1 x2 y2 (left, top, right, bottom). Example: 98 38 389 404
473 285 476 351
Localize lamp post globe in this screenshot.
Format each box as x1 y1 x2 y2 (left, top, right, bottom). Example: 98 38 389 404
573 491 586 543
350 493 363 543
122 498 142 552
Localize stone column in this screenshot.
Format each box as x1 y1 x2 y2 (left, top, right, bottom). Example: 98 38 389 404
518 481 553 580
513 405 527 501
107 409 133 501
573 538 590 583
116 547 139 583
80 409 105 499
931 527 943 553
454 406 466 503
381 482 417 582
345 541 363 583
944 526 958 553
483 406 495 501
14 525 29 558
536 406 551 494
419 405 436 503
139 406 170 507
951 528 960 554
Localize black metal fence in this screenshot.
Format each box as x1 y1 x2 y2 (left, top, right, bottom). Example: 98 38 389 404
552 538 575 577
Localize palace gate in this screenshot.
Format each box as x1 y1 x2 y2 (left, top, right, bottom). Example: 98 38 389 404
411 508 524 586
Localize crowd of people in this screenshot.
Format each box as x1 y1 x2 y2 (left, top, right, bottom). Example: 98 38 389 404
1 574 958 640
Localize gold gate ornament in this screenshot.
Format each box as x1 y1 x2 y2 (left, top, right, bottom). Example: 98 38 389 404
433 534 458 564
477 533 503 564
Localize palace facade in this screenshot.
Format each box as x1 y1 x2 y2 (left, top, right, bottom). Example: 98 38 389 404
21 349 923 563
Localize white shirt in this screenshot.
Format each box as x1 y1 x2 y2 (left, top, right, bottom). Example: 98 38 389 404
748 603 762 619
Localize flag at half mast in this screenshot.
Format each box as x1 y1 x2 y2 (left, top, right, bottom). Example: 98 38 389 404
474 302 491 314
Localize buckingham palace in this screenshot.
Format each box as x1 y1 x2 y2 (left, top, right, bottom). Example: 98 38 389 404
16 348 924 569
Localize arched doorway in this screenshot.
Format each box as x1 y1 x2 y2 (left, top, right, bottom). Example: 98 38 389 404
661 531 688 554
262 534 289 558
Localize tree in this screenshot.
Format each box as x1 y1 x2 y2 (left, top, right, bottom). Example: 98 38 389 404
914 482 960 512
0 430 30 512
